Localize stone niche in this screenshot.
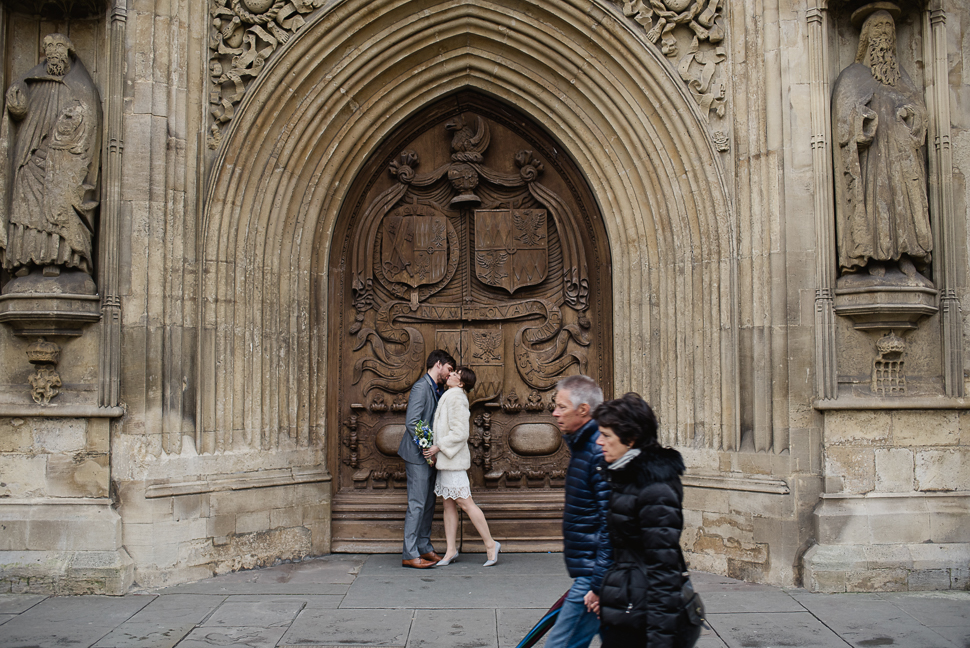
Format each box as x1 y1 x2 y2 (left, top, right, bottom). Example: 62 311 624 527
0 21 125 595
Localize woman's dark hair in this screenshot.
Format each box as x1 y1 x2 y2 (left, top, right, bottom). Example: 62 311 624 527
592 392 659 449
455 366 477 393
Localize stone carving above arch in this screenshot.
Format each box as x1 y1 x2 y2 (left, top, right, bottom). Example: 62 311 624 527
207 0 324 147
610 0 727 119
205 0 728 149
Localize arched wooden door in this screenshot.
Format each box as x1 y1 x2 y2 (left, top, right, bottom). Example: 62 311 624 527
328 92 612 552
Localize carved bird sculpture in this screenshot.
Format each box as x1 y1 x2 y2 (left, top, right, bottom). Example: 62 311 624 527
446 115 490 159
513 210 545 246
472 331 502 363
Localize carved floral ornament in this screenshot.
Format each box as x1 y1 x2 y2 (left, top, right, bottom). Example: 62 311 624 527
206 0 728 148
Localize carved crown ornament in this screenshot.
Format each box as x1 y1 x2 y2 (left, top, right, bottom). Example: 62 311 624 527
206 0 729 149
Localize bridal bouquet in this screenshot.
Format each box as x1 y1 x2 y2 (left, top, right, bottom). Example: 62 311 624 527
414 420 435 466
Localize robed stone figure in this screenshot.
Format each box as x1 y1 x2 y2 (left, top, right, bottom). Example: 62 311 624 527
832 8 932 286
0 34 101 288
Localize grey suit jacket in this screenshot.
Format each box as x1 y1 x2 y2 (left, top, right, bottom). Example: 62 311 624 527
398 373 439 464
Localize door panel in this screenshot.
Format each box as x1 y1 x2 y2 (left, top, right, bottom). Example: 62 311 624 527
328 92 612 552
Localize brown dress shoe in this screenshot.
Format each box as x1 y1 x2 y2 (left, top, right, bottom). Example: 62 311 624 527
402 557 437 569
421 551 443 563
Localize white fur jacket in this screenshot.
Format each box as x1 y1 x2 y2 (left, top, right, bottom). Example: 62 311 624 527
432 387 471 471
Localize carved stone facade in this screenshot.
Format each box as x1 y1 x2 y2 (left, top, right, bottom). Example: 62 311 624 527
0 0 967 595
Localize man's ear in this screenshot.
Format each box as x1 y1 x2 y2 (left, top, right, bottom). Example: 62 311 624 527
577 402 590 417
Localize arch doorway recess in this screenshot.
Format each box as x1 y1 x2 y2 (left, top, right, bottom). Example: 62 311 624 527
327 92 613 552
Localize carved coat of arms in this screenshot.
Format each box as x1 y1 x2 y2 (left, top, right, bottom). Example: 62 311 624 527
475 209 547 293
381 205 449 288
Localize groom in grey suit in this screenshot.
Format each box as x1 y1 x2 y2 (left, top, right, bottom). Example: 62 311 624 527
399 349 456 568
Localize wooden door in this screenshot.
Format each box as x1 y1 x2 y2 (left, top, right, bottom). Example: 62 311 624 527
328 92 612 552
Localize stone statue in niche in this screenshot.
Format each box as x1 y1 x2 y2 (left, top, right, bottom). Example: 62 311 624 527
832 5 932 289
0 33 101 295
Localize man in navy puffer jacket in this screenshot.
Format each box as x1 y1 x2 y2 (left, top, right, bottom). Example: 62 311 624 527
545 375 612 648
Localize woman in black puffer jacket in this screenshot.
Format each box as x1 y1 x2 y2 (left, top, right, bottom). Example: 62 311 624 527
590 393 686 648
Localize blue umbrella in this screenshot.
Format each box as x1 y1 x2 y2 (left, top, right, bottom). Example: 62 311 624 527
515 590 570 648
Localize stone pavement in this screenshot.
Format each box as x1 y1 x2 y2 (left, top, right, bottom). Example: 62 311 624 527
1 552 968 647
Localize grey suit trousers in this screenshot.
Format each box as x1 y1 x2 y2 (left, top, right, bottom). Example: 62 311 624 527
403 458 437 559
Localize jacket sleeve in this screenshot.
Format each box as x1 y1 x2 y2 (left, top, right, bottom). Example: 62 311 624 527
405 379 431 442
638 480 684 648
436 391 470 460
589 450 613 595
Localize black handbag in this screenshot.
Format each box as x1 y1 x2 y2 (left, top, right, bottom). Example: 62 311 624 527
676 552 706 648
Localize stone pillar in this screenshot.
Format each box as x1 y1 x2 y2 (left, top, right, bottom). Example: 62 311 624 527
808 1 838 401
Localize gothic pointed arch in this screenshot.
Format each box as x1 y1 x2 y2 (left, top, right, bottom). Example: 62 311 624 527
198 0 740 457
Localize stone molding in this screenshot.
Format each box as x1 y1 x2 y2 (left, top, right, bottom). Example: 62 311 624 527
683 474 790 494
144 466 331 498
0 405 124 417
199 0 740 457
815 397 970 410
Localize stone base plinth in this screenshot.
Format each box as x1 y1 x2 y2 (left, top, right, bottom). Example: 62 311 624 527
803 543 970 592
0 549 134 595
802 492 970 592
0 499 132 595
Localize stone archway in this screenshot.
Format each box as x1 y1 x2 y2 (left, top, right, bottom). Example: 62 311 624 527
198 0 739 550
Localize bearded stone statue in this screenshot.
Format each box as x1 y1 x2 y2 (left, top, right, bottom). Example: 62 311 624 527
832 6 932 287
0 33 101 290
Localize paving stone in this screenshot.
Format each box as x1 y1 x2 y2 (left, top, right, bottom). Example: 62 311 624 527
497 608 550 648
699 589 804 614
696 629 730 648
156 555 366 596
0 613 15 625
92 594 226 648
201 596 307 628
933 625 970 647
176 626 288 648
279 608 412 645
0 593 46 614
406 608 497 647
343 570 574 610
789 591 958 648
707 611 849 648
361 551 567 576
878 590 970 627
0 595 152 647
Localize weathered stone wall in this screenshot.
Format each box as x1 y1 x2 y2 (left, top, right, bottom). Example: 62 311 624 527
0 0 967 594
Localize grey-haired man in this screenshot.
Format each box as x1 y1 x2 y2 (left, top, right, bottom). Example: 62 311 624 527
545 375 612 648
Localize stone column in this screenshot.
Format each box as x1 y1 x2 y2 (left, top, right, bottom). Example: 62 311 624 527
807 1 837 401
925 5 965 398
98 0 126 408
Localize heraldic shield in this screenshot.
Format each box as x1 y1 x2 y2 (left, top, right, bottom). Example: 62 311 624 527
381 204 450 288
475 209 548 293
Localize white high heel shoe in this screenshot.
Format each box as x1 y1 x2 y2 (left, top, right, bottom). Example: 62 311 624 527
437 552 459 566
483 541 501 567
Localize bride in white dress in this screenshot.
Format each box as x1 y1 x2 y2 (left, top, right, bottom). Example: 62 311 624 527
423 367 500 567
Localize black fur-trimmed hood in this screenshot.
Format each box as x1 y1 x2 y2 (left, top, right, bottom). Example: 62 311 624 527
605 445 685 486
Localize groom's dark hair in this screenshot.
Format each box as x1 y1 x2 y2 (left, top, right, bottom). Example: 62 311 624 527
426 349 456 370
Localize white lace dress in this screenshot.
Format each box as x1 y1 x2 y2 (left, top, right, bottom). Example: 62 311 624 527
435 469 471 500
